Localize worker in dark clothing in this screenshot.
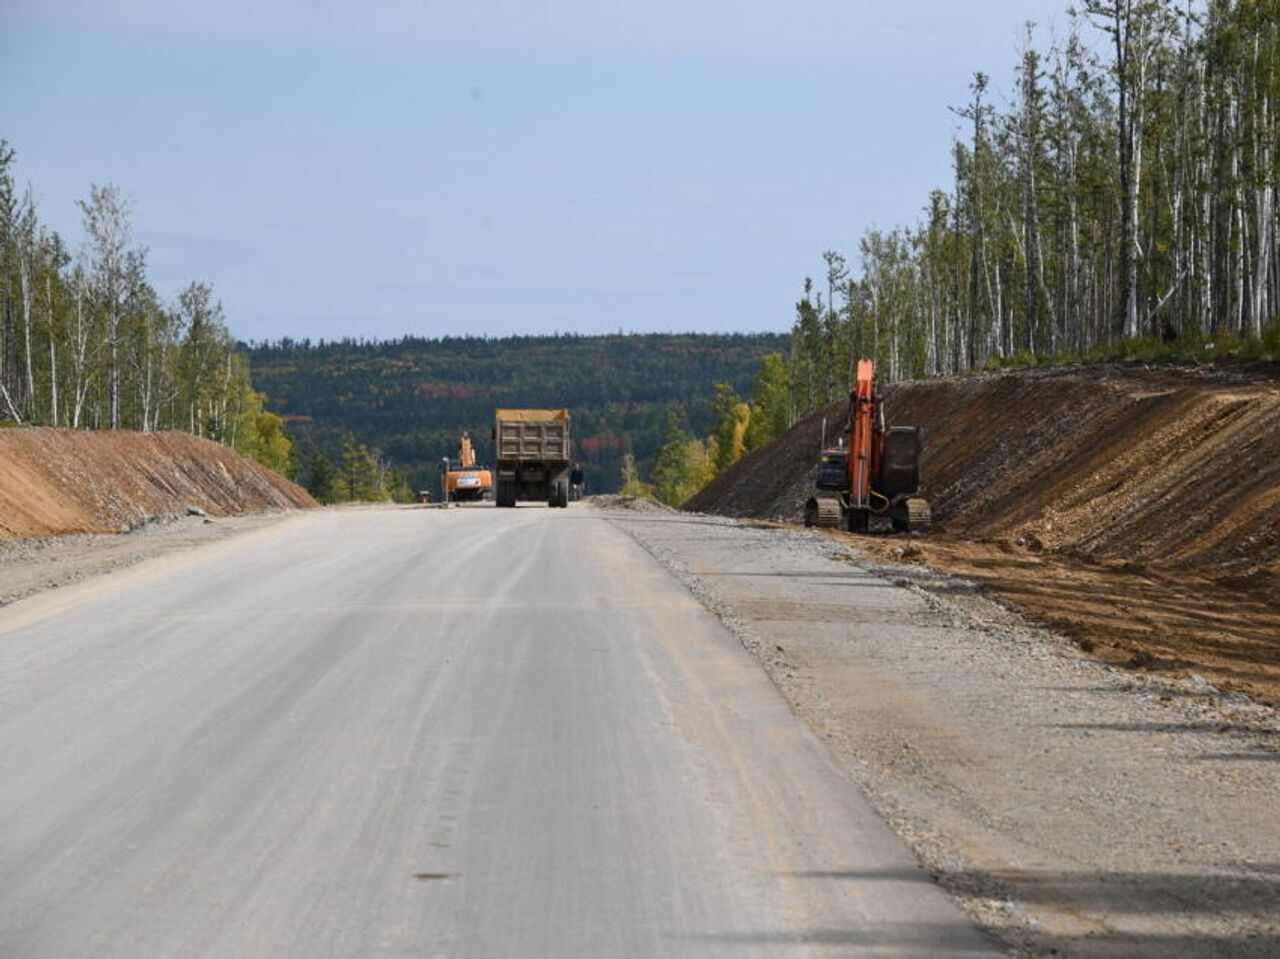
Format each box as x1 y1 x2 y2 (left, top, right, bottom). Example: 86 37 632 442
569 463 585 501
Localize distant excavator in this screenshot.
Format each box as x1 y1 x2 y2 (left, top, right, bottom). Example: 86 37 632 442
440 432 494 503
804 359 931 534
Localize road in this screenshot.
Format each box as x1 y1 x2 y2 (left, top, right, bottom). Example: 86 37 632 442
0 504 998 958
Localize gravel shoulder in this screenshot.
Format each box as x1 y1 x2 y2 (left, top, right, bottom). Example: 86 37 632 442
603 504 1280 958
0 510 300 607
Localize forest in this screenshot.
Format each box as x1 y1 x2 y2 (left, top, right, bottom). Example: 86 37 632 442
780 0 1280 421
639 0 1280 506
246 333 787 498
6 1 1278 508
0 143 295 476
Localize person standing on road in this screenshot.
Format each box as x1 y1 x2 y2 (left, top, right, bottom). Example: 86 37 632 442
569 463 585 501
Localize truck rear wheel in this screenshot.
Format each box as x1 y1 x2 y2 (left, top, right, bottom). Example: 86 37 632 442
548 479 568 508
497 480 515 507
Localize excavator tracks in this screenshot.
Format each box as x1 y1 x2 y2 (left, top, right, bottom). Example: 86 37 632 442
804 497 843 529
906 498 932 533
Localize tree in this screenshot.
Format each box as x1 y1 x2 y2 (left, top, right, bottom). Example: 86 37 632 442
774 1 1278 400
821 251 849 403
1082 0 1178 339
234 395 297 479
176 281 230 437
651 412 689 505
340 433 383 501
651 412 715 506
0 141 302 477
77 184 143 428
709 382 749 472
0 142 24 422
385 466 414 503
744 353 790 450
1016 26 1059 353
308 452 338 504
618 450 653 497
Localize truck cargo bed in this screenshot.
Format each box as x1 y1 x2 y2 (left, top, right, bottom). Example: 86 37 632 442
493 409 572 507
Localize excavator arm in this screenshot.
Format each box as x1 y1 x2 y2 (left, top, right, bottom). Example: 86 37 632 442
848 359 876 512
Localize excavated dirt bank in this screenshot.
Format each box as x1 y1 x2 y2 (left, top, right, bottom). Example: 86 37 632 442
686 362 1280 703
0 428 315 540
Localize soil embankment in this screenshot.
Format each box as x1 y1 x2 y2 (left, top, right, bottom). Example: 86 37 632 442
686 363 1280 702
0 428 315 540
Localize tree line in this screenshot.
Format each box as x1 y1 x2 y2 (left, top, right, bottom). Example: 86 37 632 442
634 0 1279 505
247 332 785 497
629 356 790 505
780 0 1279 423
0 141 295 476
304 434 415 505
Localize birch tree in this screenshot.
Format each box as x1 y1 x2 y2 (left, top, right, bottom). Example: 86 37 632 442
77 184 142 429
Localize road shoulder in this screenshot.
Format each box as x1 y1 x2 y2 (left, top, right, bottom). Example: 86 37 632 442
604 506 1280 957
0 510 299 608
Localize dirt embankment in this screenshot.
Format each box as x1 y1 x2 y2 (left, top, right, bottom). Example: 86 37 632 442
0 428 316 540
687 362 1280 702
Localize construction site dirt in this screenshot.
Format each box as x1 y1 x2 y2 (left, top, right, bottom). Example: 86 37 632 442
0 427 318 608
686 362 1280 705
0 427 316 542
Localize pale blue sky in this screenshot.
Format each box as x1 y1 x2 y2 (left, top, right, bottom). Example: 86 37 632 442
2 0 1072 341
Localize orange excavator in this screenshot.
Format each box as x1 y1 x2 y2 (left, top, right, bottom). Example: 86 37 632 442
441 432 494 503
804 359 931 534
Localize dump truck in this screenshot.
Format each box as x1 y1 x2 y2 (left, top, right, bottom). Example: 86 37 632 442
493 408 572 508
804 359 931 534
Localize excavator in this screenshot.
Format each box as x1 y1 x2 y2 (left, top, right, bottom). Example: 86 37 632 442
440 432 493 503
804 358 931 534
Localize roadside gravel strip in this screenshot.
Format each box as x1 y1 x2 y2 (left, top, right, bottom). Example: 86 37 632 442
603 505 1280 958
0 511 297 608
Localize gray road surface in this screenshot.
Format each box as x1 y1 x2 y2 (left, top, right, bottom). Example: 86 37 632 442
0 505 999 958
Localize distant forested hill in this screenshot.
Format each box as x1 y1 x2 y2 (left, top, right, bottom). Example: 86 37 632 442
246 332 788 495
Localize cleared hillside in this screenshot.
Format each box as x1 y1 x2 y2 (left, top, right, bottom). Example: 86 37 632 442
0 428 316 540
686 363 1280 701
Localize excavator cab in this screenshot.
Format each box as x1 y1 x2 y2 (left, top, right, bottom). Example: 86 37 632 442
815 448 850 492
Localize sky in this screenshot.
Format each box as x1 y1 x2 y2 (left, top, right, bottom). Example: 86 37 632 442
1 0 1074 343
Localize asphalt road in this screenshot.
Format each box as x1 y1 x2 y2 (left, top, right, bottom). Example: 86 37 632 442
0 505 999 958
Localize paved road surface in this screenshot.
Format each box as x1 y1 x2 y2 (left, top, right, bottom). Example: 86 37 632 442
0 505 999 957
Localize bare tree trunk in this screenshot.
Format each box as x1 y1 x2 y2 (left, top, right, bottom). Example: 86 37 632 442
0 381 22 423
44 273 57 426
19 258 34 416
71 281 91 429
1253 91 1272 337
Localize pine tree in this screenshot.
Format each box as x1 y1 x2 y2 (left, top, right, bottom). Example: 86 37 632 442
308 452 338 504
744 353 790 450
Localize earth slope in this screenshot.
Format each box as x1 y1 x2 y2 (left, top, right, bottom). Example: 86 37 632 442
0 428 315 540
686 363 1280 701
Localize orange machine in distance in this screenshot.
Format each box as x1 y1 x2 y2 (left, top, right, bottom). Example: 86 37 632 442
441 432 494 502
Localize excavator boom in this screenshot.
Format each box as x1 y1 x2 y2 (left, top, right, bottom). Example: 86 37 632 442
849 358 875 509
